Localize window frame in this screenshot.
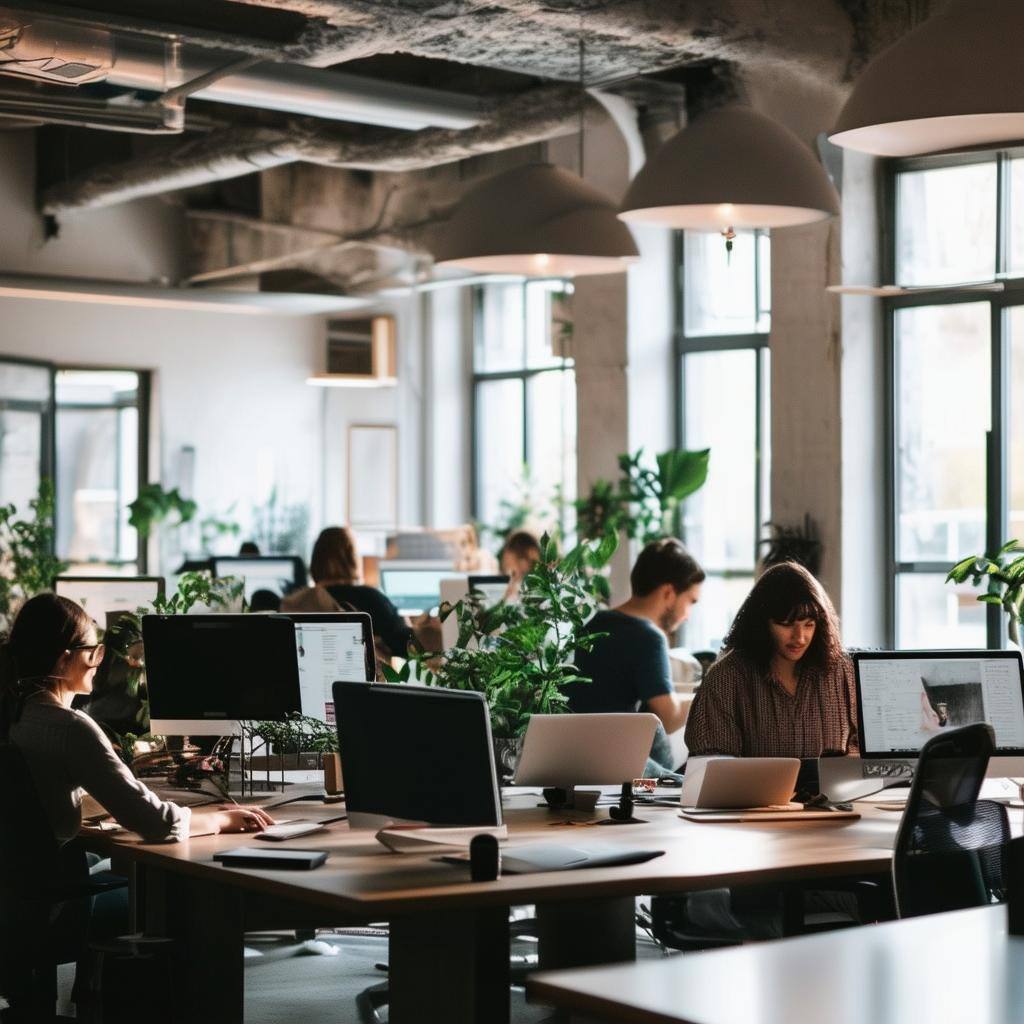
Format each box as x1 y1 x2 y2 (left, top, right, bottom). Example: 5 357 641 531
674 230 771 645
469 283 575 526
883 147 1024 648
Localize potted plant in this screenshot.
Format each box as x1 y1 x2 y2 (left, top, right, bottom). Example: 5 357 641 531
947 539 1024 646
245 713 342 793
758 515 822 576
383 532 618 779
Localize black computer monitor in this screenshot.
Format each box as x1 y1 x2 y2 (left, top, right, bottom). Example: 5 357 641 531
275 612 375 724
143 614 301 734
210 556 306 601
333 681 501 828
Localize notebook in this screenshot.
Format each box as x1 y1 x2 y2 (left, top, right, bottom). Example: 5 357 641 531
213 847 328 870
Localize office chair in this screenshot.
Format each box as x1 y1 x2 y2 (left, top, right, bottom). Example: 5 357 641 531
0 743 123 1022
892 722 1010 919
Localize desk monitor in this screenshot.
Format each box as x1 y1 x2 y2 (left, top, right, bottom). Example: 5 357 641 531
55 575 164 626
853 650 1024 777
439 574 510 649
333 681 501 828
211 556 305 602
275 612 374 724
378 560 458 615
143 614 301 735
514 713 659 788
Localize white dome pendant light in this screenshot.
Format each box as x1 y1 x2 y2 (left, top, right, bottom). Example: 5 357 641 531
618 106 839 248
830 0 1024 157
433 32 638 277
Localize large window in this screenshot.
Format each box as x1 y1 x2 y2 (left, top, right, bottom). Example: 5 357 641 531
677 230 771 651
473 281 576 536
888 151 1024 648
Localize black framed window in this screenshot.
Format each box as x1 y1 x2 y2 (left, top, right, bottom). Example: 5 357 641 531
0 357 55 517
676 230 771 651
54 368 149 573
472 280 576 536
885 149 1024 648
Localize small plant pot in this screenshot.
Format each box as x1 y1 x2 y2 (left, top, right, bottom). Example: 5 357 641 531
323 752 343 794
492 737 523 784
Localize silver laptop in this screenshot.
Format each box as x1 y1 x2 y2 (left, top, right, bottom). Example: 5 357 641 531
681 757 801 810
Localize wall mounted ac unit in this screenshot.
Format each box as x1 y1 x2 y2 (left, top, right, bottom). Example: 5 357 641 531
307 315 397 388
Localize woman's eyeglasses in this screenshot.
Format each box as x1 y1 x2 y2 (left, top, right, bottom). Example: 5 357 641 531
69 642 105 666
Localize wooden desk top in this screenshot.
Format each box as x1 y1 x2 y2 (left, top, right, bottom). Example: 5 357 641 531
84 796 899 919
529 904 1024 1024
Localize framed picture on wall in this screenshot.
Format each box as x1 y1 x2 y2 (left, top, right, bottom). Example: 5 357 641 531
347 423 398 527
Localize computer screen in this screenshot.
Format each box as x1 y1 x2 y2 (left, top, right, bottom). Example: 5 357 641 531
211 557 303 601
55 576 164 626
143 614 301 734
333 681 501 827
378 561 457 615
276 613 374 724
468 574 510 607
854 650 1024 757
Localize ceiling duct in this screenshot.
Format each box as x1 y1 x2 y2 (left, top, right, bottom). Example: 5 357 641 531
0 7 481 132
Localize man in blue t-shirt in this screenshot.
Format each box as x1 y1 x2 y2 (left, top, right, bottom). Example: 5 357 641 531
569 538 705 771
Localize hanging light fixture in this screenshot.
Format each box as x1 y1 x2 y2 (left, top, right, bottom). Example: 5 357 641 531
829 0 1024 157
432 29 638 277
618 106 839 245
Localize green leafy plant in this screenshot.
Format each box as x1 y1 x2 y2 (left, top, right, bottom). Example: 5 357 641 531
477 466 565 554
385 531 618 738
128 483 197 539
101 571 244 732
575 447 710 546
0 479 68 623
947 539 1024 644
247 713 338 756
759 515 822 577
199 507 241 554
251 488 310 556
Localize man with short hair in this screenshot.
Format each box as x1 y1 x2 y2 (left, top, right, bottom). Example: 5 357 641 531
568 538 705 770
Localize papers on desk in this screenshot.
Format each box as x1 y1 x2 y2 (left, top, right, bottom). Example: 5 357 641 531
375 825 508 853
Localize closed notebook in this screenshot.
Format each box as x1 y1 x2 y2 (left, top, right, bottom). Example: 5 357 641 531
213 847 328 870
439 843 664 874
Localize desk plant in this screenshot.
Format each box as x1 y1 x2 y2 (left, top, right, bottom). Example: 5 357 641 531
947 539 1024 645
575 447 710 546
383 532 617 774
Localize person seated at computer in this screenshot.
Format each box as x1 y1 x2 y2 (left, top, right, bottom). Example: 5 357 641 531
499 529 543 598
1 593 275 845
238 540 261 556
684 561 857 759
566 538 705 772
454 522 499 574
305 526 441 656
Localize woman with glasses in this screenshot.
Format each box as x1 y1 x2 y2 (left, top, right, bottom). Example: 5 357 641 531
1 592 274 844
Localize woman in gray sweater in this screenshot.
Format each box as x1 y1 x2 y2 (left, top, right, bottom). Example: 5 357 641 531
2 593 273 844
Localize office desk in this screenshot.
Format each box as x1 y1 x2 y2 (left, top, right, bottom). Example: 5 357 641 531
528 903 1024 1024
84 798 899 1024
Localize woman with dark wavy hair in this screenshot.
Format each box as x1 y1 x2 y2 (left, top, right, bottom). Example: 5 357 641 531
684 562 858 758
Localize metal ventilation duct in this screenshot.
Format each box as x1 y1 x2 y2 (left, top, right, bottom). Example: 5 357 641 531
0 8 481 131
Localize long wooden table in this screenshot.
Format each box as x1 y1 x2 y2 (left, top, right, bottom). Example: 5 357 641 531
527 903 1024 1024
84 795 901 1024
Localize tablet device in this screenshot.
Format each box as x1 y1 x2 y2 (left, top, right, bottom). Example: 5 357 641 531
213 847 328 870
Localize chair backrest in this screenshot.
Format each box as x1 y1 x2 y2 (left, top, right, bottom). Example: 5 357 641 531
893 722 1010 918
0 742 60 890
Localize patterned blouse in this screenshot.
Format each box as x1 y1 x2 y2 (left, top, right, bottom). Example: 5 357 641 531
684 649 859 758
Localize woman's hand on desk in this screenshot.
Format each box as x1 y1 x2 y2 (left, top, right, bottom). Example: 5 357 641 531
190 805 277 836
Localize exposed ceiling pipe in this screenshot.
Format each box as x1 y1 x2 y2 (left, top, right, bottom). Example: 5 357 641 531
0 9 481 130
41 84 581 215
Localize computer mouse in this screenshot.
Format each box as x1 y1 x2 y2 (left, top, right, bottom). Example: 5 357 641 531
658 775 682 787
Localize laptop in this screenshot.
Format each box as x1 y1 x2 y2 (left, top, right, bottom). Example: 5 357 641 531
681 757 801 810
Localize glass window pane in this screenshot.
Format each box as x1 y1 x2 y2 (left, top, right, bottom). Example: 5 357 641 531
0 410 43 516
683 349 757 571
895 303 989 562
683 230 761 337
475 379 524 528
1009 306 1024 542
1008 159 1024 276
525 281 572 370
0 361 51 403
475 284 525 373
897 573 987 649
896 163 997 286
684 574 754 653
55 369 139 406
527 369 576 525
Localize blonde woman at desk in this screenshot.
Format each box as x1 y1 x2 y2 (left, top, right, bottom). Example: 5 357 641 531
1 593 275 845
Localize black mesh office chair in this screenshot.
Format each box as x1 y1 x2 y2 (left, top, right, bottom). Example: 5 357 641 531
0 743 123 1022
892 722 1010 919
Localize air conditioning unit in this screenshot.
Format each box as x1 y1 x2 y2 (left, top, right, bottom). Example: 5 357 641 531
307 315 398 388
0 12 112 86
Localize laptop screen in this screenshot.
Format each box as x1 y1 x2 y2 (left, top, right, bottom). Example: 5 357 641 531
853 650 1024 757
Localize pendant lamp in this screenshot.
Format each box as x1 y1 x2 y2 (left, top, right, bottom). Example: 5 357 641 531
618 106 839 234
432 161 639 277
830 0 1024 157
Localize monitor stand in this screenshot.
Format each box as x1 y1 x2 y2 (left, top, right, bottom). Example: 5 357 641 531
541 786 601 812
